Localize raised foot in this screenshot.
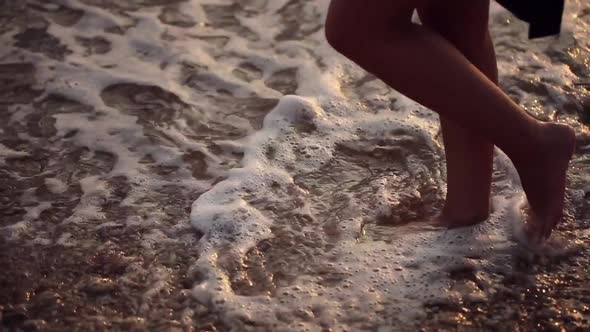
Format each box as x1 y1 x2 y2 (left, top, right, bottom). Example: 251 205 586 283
516 123 576 239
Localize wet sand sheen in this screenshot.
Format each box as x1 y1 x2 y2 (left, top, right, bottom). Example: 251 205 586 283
1 0 590 331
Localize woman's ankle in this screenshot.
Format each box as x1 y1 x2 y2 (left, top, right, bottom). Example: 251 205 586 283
439 199 490 227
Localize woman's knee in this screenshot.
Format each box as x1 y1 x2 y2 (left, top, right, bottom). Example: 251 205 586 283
324 14 349 53
417 1 490 51
324 1 364 55
325 0 415 55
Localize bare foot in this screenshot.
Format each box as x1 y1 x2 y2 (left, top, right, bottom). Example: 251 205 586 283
514 123 576 239
436 193 491 229
435 209 489 229
436 181 492 229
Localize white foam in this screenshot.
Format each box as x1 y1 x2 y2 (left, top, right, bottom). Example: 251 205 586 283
187 89 526 328
44 177 68 194
0 143 28 164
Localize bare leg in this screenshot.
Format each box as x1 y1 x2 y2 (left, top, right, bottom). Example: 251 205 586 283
417 1 497 226
325 0 575 237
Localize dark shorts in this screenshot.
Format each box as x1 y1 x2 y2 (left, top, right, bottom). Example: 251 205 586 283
495 0 565 39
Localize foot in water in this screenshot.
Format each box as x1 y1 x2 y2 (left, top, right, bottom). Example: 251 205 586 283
435 123 575 234
514 123 576 239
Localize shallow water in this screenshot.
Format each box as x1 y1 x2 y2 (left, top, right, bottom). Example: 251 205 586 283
1 0 590 331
